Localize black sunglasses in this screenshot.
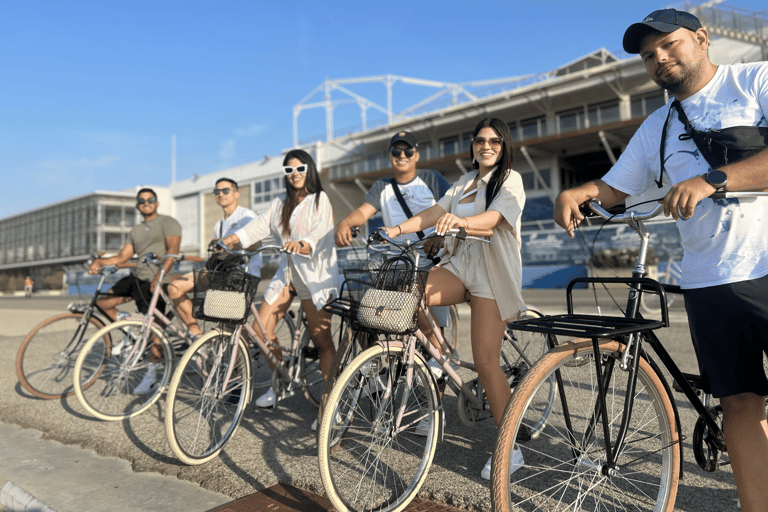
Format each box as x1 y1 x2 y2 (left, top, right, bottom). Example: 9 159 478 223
136 197 157 205
391 148 416 158
213 187 232 195
283 164 308 175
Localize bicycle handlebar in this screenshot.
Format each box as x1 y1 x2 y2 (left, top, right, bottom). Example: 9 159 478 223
586 191 768 224
369 227 493 251
212 241 308 259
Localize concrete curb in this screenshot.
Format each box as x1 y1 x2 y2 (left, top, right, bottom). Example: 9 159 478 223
0 477 56 512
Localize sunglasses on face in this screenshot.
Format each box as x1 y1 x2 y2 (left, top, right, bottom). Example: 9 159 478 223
283 165 308 175
472 137 503 149
390 148 416 158
136 197 157 205
213 187 232 195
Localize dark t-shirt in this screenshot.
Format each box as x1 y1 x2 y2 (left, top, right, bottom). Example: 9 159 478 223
129 214 182 282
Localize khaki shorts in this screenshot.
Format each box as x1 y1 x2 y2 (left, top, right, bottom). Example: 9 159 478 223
440 241 494 300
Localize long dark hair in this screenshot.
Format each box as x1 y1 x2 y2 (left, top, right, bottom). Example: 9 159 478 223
281 149 324 236
469 118 514 210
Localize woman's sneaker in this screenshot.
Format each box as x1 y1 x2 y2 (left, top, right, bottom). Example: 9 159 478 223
133 363 158 395
255 388 277 408
414 415 445 437
480 445 524 480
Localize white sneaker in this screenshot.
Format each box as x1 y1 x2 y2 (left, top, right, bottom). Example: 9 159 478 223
111 334 133 356
255 388 277 408
414 415 445 437
312 412 343 432
428 358 444 379
133 363 158 395
480 445 524 480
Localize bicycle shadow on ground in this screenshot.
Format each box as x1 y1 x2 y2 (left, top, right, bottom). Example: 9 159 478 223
121 398 188 467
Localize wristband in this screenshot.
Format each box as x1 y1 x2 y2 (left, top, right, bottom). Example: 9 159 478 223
299 241 305 248
396 226 402 235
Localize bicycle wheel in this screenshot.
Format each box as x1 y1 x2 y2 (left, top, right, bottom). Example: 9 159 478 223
300 326 325 408
73 319 173 421
641 266 679 315
318 342 441 512
503 309 555 435
491 338 680 512
443 304 460 356
165 330 251 465
251 312 295 389
16 312 106 399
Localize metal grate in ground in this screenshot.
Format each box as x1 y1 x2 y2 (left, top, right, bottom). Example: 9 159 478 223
209 483 467 512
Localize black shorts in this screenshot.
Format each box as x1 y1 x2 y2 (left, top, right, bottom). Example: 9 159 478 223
105 275 168 316
684 273 768 398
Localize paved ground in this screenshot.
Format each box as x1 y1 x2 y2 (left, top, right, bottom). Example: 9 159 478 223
0 288 741 511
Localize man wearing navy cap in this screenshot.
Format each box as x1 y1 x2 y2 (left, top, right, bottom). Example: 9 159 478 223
555 9 768 509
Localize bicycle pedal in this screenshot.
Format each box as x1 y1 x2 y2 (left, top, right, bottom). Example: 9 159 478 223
302 346 319 360
673 373 702 394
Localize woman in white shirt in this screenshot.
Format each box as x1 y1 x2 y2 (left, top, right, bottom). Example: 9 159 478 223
221 149 338 423
384 118 526 478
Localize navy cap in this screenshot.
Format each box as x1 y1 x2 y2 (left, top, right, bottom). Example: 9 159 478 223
389 131 418 148
623 8 703 54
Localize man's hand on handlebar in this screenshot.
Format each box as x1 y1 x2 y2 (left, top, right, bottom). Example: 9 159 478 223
661 175 716 221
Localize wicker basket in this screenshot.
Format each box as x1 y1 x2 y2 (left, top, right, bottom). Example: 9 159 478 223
192 268 259 325
342 268 428 335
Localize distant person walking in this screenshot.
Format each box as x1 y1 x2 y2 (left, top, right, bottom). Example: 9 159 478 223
24 276 34 298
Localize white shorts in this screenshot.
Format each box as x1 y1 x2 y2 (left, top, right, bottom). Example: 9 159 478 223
440 241 494 300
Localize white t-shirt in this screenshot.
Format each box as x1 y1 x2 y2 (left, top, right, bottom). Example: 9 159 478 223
364 169 450 244
603 62 768 289
215 206 262 278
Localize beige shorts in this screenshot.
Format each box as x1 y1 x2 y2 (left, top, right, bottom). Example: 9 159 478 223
440 241 494 300
287 258 313 301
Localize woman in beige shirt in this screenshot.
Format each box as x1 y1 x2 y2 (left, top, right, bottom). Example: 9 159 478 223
383 117 526 479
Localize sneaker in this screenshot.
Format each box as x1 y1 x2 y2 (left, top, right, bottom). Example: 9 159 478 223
133 363 158 395
311 412 343 432
480 445 524 480
428 358 444 379
255 388 277 408
111 334 133 356
414 415 445 437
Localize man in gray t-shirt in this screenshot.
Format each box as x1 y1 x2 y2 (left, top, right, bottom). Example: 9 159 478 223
89 188 182 320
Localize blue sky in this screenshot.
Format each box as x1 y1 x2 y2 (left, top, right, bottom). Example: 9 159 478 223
2 0 765 219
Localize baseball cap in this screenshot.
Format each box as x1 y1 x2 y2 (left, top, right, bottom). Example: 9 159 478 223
623 8 703 54
389 131 418 148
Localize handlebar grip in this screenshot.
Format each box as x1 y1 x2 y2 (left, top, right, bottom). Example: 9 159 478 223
461 227 493 238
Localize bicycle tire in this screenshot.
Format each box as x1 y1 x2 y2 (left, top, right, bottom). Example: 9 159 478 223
251 313 295 389
500 309 554 435
641 267 679 315
16 312 106 399
165 330 251 465
443 304 460 356
491 338 680 512
300 326 325 408
73 319 173 421
318 342 440 512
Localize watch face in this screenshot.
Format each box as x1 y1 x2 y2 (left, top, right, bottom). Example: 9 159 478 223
707 170 727 188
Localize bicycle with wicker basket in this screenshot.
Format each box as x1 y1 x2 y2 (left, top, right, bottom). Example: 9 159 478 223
317 227 554 512
163 242 324 465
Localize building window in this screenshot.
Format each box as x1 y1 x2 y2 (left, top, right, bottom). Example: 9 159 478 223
440 136 459 157
520 116 547 140
105 233 123 251
462 132 474 152
588 100 620 127
557 107 586 133
631 91 666 118
253 176 286 205
104 206 123 226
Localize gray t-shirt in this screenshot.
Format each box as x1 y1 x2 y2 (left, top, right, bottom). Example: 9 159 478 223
129 214 182 282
